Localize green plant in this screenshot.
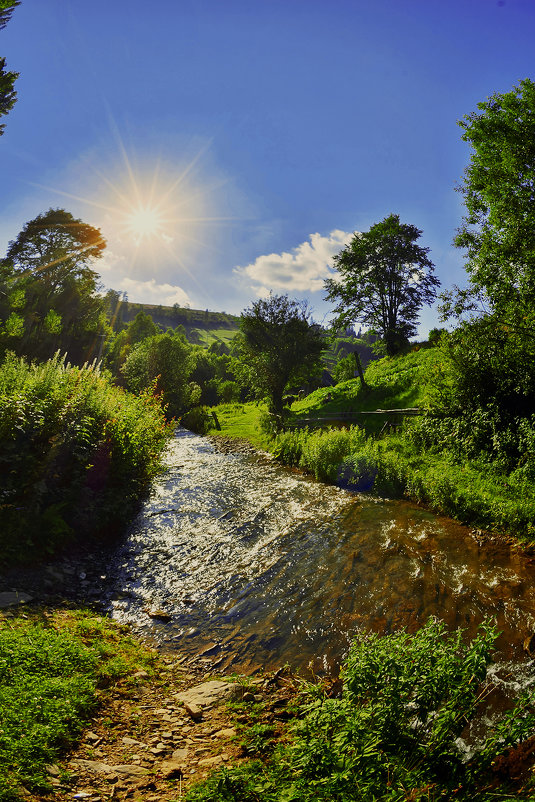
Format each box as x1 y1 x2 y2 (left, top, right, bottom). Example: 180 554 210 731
186 620 535 801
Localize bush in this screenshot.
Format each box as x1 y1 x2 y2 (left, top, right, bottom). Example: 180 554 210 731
0 352 170 564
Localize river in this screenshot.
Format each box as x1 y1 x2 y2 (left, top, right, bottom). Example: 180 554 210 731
105 428 535 702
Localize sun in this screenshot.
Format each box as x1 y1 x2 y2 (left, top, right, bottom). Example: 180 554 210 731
124 205 165 241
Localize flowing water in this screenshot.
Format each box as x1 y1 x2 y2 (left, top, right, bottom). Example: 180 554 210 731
107 429 535 703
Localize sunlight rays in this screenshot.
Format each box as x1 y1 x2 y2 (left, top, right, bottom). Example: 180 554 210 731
29 134 240 304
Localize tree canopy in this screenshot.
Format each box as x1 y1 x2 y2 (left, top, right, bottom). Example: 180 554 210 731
325 214 439 356
0 1 20 135
0 208 107 363
239 293 325 414
443 78 535 320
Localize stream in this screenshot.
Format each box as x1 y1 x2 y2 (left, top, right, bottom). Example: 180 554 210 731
104 428 535 704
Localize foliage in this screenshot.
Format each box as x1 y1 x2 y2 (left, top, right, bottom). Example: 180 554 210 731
121 329 199 419
0 209 108 364
187 620 535 801
0 609 155 801
414 315 535 473
272 425 366 482
239 293 325 414
444 78 535 317
0 352 170 564
0 1 19 136
325 214 439 356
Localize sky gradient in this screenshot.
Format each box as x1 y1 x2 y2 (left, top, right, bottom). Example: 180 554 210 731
2 0 535 334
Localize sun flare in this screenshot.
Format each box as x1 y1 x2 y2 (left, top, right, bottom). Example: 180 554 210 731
124 205 165 241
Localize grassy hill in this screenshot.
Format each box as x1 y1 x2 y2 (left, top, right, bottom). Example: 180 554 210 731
116 301 240 348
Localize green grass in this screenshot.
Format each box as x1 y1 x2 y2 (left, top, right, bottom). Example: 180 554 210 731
207 402 267 449
0 609 156 801
190 328 240 348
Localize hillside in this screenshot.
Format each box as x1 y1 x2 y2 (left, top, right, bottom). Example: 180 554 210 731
115 301 240 347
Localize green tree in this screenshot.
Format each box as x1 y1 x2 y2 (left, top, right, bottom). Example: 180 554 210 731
325 214 439 356
121 330 199 419
0 208 107 363
239 293 325 414
444 78 535 319
0 1 20 136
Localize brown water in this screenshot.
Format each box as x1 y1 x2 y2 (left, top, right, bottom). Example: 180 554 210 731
107 429 535 702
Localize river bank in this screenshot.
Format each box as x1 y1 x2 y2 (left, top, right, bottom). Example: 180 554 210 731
205 400 535 543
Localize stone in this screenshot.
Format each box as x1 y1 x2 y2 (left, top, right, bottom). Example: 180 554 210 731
215 727 237 739
198 755 223 767
122 736 147 748
45 764 60 776
171 748 188 761
70 759 116 776
112 764 149 779
185 702 203 722
175 680 239 711
132 670 150 679
0 591 33 608
159 759 184 779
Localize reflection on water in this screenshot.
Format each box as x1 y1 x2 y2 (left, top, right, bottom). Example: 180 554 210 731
108 429 535 690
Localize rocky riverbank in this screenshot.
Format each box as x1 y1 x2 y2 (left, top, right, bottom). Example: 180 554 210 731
0 599 303 802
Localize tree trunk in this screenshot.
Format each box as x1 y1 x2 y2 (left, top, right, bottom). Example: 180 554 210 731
354 350 369 393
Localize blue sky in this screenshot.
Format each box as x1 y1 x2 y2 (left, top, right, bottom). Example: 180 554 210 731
1 0 534 335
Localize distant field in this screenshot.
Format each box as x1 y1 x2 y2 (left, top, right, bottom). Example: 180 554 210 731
189 327 240 347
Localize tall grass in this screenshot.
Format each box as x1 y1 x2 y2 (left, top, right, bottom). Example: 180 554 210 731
0 352 170 564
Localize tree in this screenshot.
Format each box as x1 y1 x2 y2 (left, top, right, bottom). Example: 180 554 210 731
0 208 107 363
443 78 535 320
121 330 199 419
0 1 20 135
239 293 325 414
325 214 439 357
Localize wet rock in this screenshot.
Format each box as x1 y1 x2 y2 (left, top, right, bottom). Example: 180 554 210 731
0 591 33 608
146 609 172 622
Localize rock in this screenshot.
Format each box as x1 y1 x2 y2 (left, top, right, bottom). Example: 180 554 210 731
159 759 184 779
242 692 255 702
112 764 149 779
122 736 147 747
146 609 172 622
45 764 60 776
171 748 188 761
215 727 237 739
70 759 117 776
185 702 203 722
198 755 223 767
132 670 150 679
0 591 33 608
175 680 239 711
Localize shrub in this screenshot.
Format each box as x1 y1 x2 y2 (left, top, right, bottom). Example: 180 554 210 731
0 352 170 564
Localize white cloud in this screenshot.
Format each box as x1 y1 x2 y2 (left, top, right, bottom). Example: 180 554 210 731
119 277 192 307
235 229 353 296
